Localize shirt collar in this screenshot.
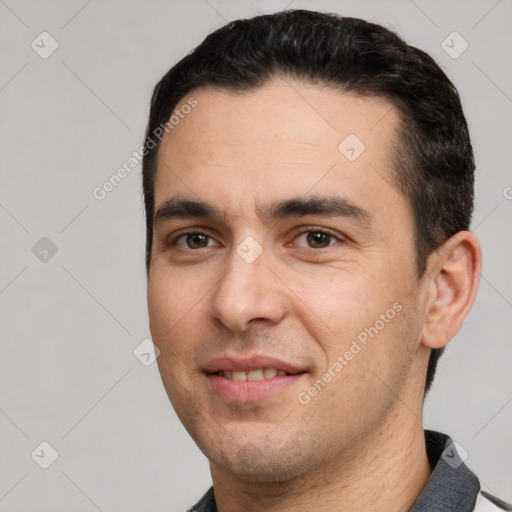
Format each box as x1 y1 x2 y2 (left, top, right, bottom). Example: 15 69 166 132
410 429 480 511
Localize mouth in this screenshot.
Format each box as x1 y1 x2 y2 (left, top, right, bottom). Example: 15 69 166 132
203 356 307 402
214 368 298 381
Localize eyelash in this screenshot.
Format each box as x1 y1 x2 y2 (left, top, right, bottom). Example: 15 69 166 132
167 228 343 250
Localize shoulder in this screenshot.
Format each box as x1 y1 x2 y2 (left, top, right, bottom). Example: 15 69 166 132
411 430 511 512
474 490 512 511
187 487 216 512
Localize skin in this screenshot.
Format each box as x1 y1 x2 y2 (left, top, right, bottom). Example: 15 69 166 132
147 78 481 512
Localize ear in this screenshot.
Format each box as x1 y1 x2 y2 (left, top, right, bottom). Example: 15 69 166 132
421 231 482 350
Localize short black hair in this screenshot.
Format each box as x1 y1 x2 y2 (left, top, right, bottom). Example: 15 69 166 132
142 9 475 396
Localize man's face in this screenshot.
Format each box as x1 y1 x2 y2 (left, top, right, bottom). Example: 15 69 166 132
148 80 429 481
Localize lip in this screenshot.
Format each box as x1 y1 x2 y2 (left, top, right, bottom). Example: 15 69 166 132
202 355 307 403
202 355 304 374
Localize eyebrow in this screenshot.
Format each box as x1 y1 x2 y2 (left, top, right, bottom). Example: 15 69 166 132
263 196 371 226
154 195 371 227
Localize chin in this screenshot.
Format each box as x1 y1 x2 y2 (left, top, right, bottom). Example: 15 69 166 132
220 457 305 484
206 436 316 484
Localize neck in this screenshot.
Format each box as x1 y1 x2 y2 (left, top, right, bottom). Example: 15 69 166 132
210 391 432 511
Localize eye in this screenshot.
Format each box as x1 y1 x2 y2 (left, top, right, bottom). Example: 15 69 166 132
172 232 220 249
294 230 341 249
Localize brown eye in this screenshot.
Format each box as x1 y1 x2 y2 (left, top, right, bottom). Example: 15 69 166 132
295 230 338 249
306 231 332 248
174 232 219 249
186 234 209 248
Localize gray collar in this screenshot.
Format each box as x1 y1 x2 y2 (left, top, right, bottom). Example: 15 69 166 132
409 429 480 511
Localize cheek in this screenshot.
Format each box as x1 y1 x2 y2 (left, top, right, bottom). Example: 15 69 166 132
289 267 390 350
291 266 415 395
147 268 205 360
148 270 209 412
147 275 174 340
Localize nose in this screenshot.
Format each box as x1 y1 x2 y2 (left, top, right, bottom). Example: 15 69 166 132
210 246 287 332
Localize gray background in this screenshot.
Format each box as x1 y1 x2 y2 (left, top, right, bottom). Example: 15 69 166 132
1 0 511 510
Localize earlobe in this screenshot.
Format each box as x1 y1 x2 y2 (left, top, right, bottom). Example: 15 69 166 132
421 231 482 350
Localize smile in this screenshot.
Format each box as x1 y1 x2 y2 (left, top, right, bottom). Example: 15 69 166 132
203 355 307 402
216 368 291 381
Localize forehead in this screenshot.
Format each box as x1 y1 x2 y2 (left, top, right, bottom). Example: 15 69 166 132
154 79 407 226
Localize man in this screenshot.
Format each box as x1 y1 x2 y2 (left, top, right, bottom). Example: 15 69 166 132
141 10 511 512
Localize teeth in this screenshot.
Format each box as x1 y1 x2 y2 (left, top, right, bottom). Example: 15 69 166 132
264 368 277 378
247 369 264 381
219 368 287 381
